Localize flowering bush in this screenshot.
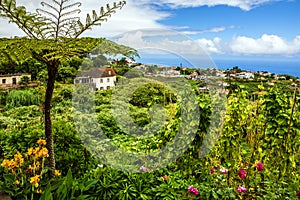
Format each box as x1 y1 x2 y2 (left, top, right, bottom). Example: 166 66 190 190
188 185 199 196
140 166 148 172
219 167 228 174
256 162 264 172
237 185 247 193
0 139 60 199
238 169 246 179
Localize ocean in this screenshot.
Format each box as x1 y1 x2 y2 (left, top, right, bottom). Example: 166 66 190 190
136 56 300 78
215 59 300 78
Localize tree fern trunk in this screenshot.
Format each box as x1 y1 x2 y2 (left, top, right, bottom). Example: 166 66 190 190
45 61 58 178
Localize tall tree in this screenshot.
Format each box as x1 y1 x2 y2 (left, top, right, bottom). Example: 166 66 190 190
0 0 134 177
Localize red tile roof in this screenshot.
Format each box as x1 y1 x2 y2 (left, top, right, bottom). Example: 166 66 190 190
77 68 116 78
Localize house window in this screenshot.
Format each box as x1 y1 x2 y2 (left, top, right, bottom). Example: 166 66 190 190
100 87 104 90
107 86 110 90
12 78 17 85
107 78 110 82
2 79 6 84
100 79 103 83
108 71 111 75
75 79 79 84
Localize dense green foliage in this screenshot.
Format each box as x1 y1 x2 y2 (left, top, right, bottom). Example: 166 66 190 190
0 80 299 199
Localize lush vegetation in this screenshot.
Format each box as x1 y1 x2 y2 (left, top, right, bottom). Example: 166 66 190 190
0 79 299 199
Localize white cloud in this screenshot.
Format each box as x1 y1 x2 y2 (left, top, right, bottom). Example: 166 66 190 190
230 34 300 55
196 37 223 53
0 0 278 38
180 25 236 35
0 0 169 38
138 0 279 11
115 29 211 55
115 31 300 57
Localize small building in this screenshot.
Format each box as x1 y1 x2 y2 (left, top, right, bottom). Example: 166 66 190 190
75 68 116 90
0 73 31 85
188 71 199 79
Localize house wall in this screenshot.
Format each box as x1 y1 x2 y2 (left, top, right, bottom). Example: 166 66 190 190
92 76 116 90
0 74 31 85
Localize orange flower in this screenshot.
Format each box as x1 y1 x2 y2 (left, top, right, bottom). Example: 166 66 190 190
37 139 47 146
30 175 40 188
55 170 61 176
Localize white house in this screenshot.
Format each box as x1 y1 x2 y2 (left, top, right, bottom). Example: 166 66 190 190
75 68 116 90
0 73 31 85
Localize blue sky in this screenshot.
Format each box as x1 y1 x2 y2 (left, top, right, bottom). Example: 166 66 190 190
158 2 299 41
1 0 300 70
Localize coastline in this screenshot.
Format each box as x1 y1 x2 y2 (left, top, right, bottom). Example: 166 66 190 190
136 56 300 78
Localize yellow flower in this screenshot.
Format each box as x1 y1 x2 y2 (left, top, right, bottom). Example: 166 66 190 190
38 148 49 158
33 147 40 158
8 160 17 170
30 175 40 188
15 180 20 185
14 151 23 160
19 158 24 166
1 159 10 168
27 148 34 156
28 165 33 172
13 152 24 167
37 139 47 146
35 161 40 169
36 189 42 194
55 170 61 177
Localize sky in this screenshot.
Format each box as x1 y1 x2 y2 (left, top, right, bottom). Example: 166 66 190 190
1 0 300 71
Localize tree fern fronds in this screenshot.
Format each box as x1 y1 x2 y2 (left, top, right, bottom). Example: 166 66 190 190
39 2 59 14
0 0 49 39
74 0 126 38
60 9 81 18
61 2 81 11
36 8 58 19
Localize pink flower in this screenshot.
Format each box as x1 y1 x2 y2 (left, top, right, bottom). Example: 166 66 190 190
188 185 199 196
140 166 148 172
296 190 300 198
256 162 264 171
237 185 247 193
220 167 228 174
238 169 246 179
162 175 168 181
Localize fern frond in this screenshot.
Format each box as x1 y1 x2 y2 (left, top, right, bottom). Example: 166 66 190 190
74 1 126 38
36 8 58 20
60 9 80 18
40 2 59 13
0 0 49 39
61 2 81 11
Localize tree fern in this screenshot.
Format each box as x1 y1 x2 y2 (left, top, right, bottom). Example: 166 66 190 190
0 0 133 177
